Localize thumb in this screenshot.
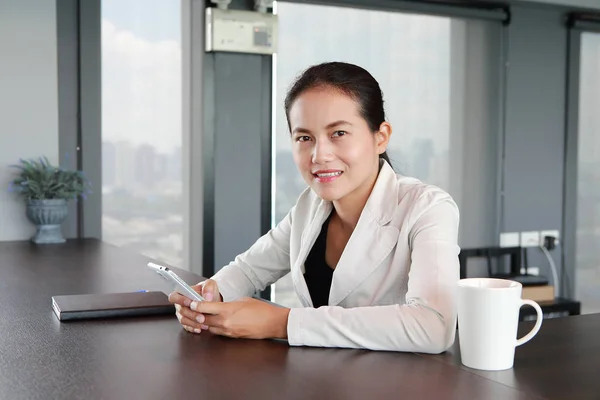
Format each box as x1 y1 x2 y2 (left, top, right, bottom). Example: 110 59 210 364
202 279 220 302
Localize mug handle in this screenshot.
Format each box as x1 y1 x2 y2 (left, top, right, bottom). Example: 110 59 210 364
516 299 544 347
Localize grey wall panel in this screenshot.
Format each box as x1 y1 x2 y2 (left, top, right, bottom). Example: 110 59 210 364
502 5 567 291
57 0 79 239
452 21 502 249
212 54 267 272
79 0 102 239
449 21 503 278
202 1 273 282
202 54 216 275
260 55 273 237
563 28 581 300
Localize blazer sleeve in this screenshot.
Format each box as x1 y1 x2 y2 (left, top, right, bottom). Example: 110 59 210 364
210 208 294 302
286 199 460 354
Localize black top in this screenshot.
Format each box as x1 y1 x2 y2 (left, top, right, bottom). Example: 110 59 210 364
303 214 334 307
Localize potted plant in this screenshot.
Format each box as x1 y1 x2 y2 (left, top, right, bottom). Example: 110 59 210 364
8 157 91 244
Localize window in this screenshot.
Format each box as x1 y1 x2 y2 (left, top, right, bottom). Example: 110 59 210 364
272 2 501 306
101 0 184 267
575 32 600 314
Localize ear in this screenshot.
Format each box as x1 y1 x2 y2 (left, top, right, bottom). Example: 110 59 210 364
375 122 392 154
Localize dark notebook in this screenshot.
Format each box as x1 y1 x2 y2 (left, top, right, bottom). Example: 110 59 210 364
51 291 175 321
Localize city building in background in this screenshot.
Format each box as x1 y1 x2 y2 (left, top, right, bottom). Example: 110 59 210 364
101 0 184 267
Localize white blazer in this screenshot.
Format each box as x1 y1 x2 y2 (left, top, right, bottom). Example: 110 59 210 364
211 160 460 354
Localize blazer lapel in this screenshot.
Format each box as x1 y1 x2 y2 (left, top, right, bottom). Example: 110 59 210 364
328 161 400 306
328 223 399 306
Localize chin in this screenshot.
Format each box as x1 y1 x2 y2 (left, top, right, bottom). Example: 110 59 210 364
311 187 345 202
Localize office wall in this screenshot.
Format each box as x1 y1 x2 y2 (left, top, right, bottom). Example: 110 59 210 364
502 4 569 294
0 0 59 241
210 54 271 274
57 0 79 239
201 0 273 280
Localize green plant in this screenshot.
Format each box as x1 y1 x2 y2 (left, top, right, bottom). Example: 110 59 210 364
8 157 91 201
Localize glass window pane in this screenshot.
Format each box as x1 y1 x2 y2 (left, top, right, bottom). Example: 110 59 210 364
575 32 600 315
101 0 184 267
272 2 500 306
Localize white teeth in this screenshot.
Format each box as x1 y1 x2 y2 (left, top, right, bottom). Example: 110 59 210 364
316 171 342 178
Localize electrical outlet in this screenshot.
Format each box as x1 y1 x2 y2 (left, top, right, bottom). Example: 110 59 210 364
500 232 520 248
520 266 540 276
540 230 559 246
521 231 540 247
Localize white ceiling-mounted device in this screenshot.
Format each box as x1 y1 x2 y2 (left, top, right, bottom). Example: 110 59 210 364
211 0 232 10
205 7 278 55
254 0 274 13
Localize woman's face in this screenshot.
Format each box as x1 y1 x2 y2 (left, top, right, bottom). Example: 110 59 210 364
288 87 391 203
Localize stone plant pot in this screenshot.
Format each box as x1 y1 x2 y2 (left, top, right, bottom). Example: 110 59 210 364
26 199 68 244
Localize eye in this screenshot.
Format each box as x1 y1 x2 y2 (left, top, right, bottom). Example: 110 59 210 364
295 135 311 142
332 130 347 138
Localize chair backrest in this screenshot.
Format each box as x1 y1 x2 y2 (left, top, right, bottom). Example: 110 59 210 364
458 246 522 279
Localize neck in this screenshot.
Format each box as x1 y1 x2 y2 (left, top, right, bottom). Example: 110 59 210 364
332 162 380 231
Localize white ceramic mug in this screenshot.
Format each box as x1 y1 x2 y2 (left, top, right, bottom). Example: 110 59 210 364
457 278 543 371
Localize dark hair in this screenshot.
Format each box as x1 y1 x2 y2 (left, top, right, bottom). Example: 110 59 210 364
284 61 392 167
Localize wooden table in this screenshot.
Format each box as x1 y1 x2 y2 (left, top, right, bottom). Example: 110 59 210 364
424 313 600 400
0 239 597 399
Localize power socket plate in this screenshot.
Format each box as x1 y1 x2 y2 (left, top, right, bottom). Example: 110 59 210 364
500 232 520 248
540 230 559 246
520 266 540 276
521 231 540 248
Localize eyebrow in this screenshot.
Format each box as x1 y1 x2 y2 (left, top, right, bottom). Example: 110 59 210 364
292 120 353 135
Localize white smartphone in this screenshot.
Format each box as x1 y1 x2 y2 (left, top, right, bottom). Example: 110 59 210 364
147 262 205 302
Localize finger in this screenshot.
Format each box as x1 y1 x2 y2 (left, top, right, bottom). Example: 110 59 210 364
180 315 203 332
183 324 202 334
202 279 220 302
190 300 226 315
191 283 203 294
177 305 207 324
176 309 200 326
169 291 192 307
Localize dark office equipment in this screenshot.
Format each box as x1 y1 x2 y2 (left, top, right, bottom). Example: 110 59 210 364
459 246 547 285
459 246 580 321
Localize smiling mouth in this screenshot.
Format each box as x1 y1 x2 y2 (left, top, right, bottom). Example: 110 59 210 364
312 171 343 182
314 171 342 178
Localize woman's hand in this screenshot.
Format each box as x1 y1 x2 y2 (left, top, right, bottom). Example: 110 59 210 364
191 297 291 340
168 279 222 334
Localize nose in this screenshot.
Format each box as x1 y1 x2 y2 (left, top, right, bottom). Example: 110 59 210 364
311 138 334 164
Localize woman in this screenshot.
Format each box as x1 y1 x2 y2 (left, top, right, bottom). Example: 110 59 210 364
170 62 460 354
